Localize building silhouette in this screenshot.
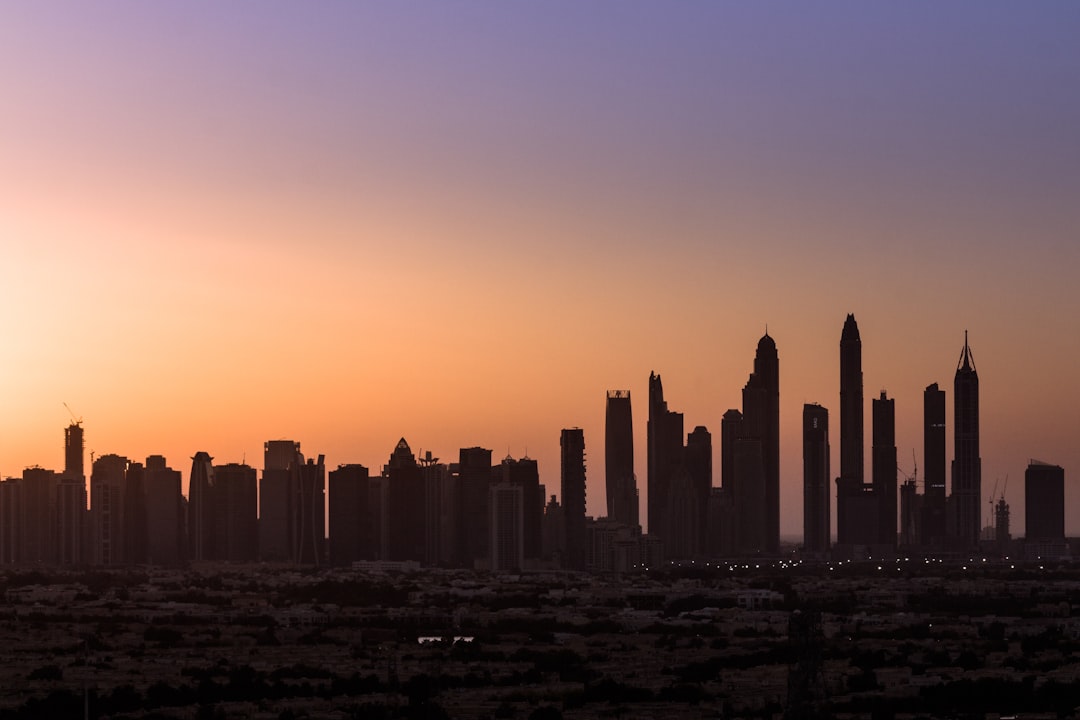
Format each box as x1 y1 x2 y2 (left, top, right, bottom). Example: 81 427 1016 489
419 452 451 566
647 372 684 547
59 421 87 565
385 439 422 563
0 478 22 564
259 440 302 563
90 454 129 565
685 425 712 556
458 446 493 567
872 391 897 548
328 463 371 566
188 452 214 561
922 383 947 547
561 428 587 569
952 332 981 549
802 404 830 555
293 455 326 565
718 409 743 555
744 333 780 553
144 455 183 564
605 390 638 528
490 482 524 572
499 455 543 560
211 462 259 562
1025 460 1064 542
836 314 864 548
123 462 148 563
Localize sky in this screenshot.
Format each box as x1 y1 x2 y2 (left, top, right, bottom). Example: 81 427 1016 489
2 3 1079 538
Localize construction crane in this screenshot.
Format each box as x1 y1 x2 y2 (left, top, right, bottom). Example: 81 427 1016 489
63 402 83 426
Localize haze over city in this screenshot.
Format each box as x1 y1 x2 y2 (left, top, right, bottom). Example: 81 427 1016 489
2 4 1079 537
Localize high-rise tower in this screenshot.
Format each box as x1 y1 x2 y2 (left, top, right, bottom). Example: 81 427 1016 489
605 390 638 527
561 428 587 569
742 333 780 552
872 391 897 548
836 315 864 546
802 404 830 555
951 332 981 549
647 372 683 542
922 383 947 546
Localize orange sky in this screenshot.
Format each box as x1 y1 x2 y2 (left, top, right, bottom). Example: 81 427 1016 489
2 4 1079 537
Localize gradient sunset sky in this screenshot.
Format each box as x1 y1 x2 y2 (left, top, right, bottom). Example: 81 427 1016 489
2 4 1079 537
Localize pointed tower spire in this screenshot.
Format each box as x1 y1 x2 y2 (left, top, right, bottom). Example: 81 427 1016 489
957 330 977 373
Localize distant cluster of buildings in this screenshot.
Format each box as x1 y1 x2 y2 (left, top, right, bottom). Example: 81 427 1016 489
0 315 1067 570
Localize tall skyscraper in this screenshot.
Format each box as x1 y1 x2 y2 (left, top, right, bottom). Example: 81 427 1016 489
123 462 148 563
64 422 84 483
144 455 183 564
802 404 830 555
90 454 129 565
741 333 780 552
561 428 587 569
836 314 864 547
647 372 684 543
872 391 897 548
21 467 58 565
260 440 302 562
922 383 947 546
605 390 638 527
188 452 214 561
458 447 493 567
685 426 712 556
293 455 326 565
1025 461 1064 542
489 482 524 572
328 463 371 566
500 455 543 559
211 462 259 562
385 439 423 563
952 332 981 549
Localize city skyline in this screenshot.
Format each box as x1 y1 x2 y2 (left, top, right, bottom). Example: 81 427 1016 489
2 4 1079 537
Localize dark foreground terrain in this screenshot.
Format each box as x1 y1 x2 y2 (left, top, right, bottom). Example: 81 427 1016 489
2 561 1079 719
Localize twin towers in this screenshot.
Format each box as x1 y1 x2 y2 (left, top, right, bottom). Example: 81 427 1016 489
604 314 980 560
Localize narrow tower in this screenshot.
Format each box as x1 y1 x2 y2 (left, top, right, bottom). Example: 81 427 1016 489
836 314 864 546
872 391 897 548
951 331 981 549
802 404 830 555
605 390 638 527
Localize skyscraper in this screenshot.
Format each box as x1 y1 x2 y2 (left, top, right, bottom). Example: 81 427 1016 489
64 422 84 483
605 390 638 527
922 383 947 546
741 333 780 552
293 455 326 565
260 440 302 562
647 372 684 543
802 404 830 555
489 482 524 572
685 426 712 556
123 462 148 563
561 428 587 569
211 462 259 562
328 463 371 566
836 314 864 547
21 467 57 565
188 452 214 561
90 454 129 565
872 391 897 548
1025 461 1064 542
952 332 981 549
385 439 423 563
144 455 183 564
458 446 493 567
